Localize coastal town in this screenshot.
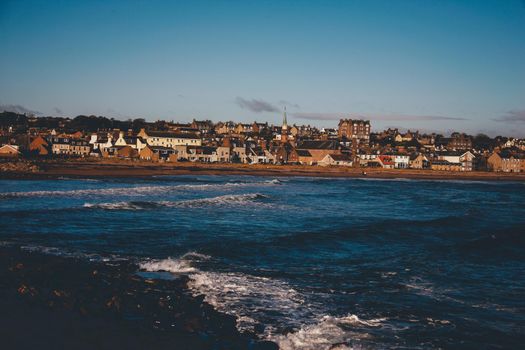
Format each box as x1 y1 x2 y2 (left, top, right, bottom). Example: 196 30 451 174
0 109 524 173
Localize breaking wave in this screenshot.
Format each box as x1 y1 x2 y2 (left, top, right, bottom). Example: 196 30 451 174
84 193 269 210
1 185 174 198
139 253 385 350
83 201 170 210
20 244 128 262
140 253 308 334
0 179 280 199
272 314 386 350
138 252 210 274
187 270 307 334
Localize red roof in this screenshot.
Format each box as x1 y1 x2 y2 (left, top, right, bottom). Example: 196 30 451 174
378 155 394 165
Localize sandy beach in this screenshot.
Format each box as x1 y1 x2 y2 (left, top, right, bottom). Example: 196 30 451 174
1 158 525 181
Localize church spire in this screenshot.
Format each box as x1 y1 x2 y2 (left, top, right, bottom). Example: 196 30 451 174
281 106 289 143
282 106 288 129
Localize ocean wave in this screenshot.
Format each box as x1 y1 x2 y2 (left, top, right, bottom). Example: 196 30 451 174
83 201 170 210
189 266 385 349
354 177 415 182
353 177 515 185
403 277 462 305
1 185 172 198
20 244 128 262
138 253 309 334
0 179 279 199
188 270 307 333
458 229 525 255
57 177 101 182
84 193 269 210
139 257 197 273
139 251 211 274
138 252 385 349
271 314 386 350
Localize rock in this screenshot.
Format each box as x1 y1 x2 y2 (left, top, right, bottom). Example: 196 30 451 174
1 245 263 349
18 284 38 297
183 317 204 333
252 340 280 350
106 296 121 311
53 289 66 298
0 160 40 173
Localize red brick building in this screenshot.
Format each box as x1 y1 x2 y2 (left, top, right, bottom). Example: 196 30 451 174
337 119 370 143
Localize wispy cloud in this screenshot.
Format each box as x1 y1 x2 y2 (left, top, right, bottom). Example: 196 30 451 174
0 104 42 115
493 110 525 123
235 97 280 113
53 107 64 115
381 114 468 121
292 113 340 120
278 100 300 109
292 112 468 121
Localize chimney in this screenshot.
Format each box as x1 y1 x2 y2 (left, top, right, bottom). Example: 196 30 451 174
222 137 231 148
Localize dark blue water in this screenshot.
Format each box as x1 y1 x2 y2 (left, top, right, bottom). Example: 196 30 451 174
1 176 524 349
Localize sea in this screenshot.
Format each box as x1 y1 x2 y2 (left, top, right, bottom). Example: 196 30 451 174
1 175 524 349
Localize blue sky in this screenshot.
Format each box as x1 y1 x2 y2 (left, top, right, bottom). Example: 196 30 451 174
1 0 524 136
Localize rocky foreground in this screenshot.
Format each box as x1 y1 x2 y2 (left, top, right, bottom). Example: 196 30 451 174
0 159 40 174
0 246 277 350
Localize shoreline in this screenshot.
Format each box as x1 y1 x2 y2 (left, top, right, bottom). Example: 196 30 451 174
1 159 525 181
0 245 277 350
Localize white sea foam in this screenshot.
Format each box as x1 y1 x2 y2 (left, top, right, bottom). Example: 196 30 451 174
269 178 283 184
0 180 279 199
139 253 309 333
272 314 385 350
2 185 173 198
57 177 101 182
139 257 197 273
139 253 386 349
188 270 307 333
84 193 269 210
139 251 211 274
355 177 415 183
404 277 463 305
20 244 127 262
177 193 269 207
83 200 176 210
180 251 212 260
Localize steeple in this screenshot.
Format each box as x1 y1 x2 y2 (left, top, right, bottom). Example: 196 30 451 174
281 107 288 143
282 106 288 130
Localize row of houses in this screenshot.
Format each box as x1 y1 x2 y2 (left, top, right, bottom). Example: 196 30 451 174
357 151 476 171
3 133 523 173
487 152 525 173
2 112 525 172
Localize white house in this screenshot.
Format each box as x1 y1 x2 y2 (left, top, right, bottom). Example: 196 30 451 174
50 137 71 155
319 154 353 166
232 146 249 163
247 147 270 164
89 133 114 151
138 129 201 148
439 151 475 171
0 144 21 157
393 154 410 169
212 146 231 163
114 132 147 151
